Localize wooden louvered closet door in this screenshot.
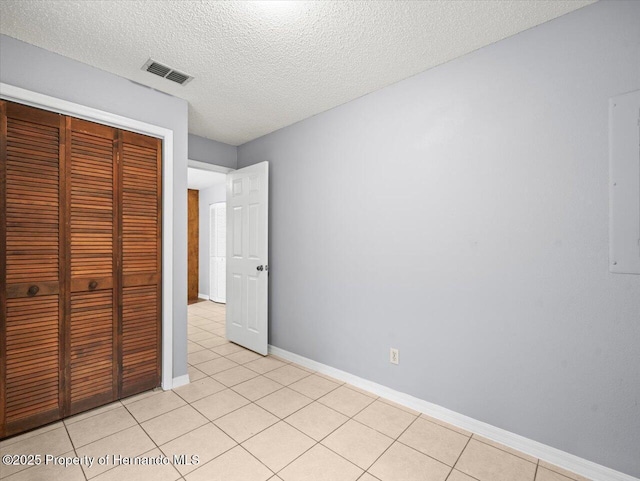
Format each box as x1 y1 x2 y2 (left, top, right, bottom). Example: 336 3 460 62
120 131 162 397
1 101 162 438
66 118 118 415
0 102 65 436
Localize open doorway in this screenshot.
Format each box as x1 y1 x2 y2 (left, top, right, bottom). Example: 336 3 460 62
186 162 230 307
187 160 270 356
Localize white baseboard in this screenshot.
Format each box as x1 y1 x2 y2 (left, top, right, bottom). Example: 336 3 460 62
170 374 190 390
268 345 638 481
198 293 209 300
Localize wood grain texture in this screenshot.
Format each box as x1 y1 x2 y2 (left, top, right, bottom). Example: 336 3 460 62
1 102 163 438
188 189 199 301
1 102 63 436
67 118 117 414
120 132 161 397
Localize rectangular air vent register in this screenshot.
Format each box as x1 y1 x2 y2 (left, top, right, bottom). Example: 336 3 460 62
142 58 193 85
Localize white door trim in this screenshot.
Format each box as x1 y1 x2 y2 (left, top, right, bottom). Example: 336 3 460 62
0 82 176 390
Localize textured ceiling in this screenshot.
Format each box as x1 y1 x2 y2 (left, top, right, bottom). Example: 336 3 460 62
0 0 594 145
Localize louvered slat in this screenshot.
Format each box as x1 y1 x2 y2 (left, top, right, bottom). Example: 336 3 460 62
1 103 63 436
69 290 113 404
67 121 116 413
120 132 161 397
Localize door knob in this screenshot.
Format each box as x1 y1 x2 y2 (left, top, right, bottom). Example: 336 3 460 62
89 280 98 290
27 285 39 296
256 265 264 271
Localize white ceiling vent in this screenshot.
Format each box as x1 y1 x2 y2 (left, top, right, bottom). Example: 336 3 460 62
142 58 193 85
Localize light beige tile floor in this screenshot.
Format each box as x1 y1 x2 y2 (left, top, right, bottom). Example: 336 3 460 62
0 300 593 481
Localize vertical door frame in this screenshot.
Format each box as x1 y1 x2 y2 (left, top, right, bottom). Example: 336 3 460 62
0 83 175 390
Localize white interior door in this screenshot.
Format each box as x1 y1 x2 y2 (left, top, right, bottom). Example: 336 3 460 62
209 202 226 303
226 161 268 355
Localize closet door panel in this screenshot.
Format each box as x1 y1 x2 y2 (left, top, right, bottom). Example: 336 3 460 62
1 102 64 436
120 131 161 397
67 118 117 414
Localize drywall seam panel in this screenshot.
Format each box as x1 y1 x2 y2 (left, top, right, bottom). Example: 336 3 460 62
609 90 640 274
238 1 640 476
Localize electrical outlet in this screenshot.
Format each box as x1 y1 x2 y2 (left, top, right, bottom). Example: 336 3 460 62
390 348 399 365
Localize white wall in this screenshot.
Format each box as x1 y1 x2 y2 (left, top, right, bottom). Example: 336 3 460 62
238 1 640 476
198 182 226 298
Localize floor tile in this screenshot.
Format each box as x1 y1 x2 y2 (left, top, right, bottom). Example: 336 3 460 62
184 445 272 481
64 401 123 425
314 372 345 385
419 414 471 437
66 406 137 447
174 377 226 403
318 385 376 417
289 374 341 399
212 365 260 387
92 448 181 481
226 349 264 364
242 421 315 472
160 423 236 475
535 467 577 481
446 470 477 481
537 461 591 481
189 331 217 342
473 434 537 463
344 384 378 399
76 425 155 478
196 357 239 376
3 450 85 481
187 340 206 353
285 402 348 441
377 398 420 416
279 444 363 481
211 343 246 356
192 389 251 421
188 365 207 381
141 405 208 445
232 375 283 401
358 474 381 481
214 403 278 443
188 349 220 365
125 390 187 423
256 387 314 418
120 388 162 406
210 326 227 336
354 400 417 439
455 439 537 481
244 356 287 374
322 419 394 470
398 417 469 466
264 364 312 385
196 336 229 349
0 427 73 477
369 442 450 481
0 421 63 448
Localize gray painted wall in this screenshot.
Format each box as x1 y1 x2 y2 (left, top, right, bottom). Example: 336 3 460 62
0 34 190 379
198 182 227 297
238 1 640 476
189 133 237 170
